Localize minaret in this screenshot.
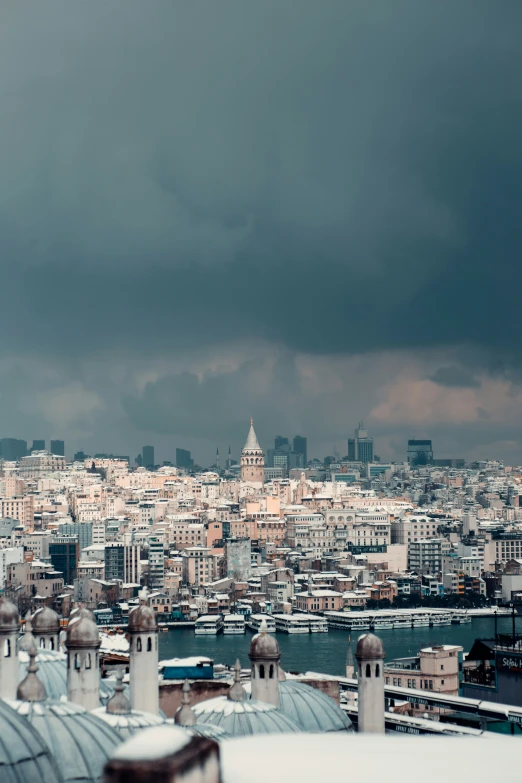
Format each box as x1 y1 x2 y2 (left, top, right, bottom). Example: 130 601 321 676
355 632 385 733
0 596 20 699
240 418 265 485
65 609 101 710
128 588 159 714
216 447 220 472
226 445 232 470
345 635 355 679
249 619 280 706
32 606 61 651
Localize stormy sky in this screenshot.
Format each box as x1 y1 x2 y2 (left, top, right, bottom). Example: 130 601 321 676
1 1 522 465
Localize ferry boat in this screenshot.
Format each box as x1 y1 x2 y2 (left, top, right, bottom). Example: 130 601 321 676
392 618 412 630
412 616 430 628
451 611 472 624
195 615 223 635
272 614 310 634
430 614 452 627
308 615 328 633
246 614 276 633
223 614 246 635
371 619 394 630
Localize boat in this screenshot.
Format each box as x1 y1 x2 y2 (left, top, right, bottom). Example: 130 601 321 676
371 620 394 630
412 616 430 628
452 611 472 624
392 619 412 630
308 616 328 633
246 614 276 633
194 615 223 635
223 614 246 635
272 614 310 634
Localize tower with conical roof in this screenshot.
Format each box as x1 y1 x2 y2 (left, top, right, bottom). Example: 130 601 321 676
241 418 264 485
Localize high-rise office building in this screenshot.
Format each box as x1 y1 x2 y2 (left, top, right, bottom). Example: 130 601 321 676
293 436 307 466
348 423 374 464
0 438 28 461
407 439 434 465
31 440 45 452
176 448 193 469
274 435 289 451
267 449 289 472
148 535 165 590
59 522 92 551
49 536 78 584
105 541 141 584
50 440 65 457
142 445 155 469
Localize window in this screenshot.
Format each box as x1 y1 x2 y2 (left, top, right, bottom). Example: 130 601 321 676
147 637 152 652
385 677 390 684
440 665 444 671
398 678 401 687
375 664 380 678
259 664 265 679
269 664 274 679
4 639 11 657
408 679 412 688
441 680 445 685
137 638 142 652
393 678 397 686
429 680 433 690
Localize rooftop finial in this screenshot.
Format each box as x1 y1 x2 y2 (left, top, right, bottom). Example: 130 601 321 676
260 618 268 635
19 611 37 652
138 587 149 604
17 645 47 702
228 659 247 702
175 680 197 726
106 668 131 715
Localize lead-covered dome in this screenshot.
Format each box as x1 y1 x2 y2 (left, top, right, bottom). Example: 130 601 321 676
128 603 157 633
65 614 100 648
0 597 19 633
8 700 122 783
249 623 280 661
32 607 60 635
355 632 385 660
192 696 303 736
0 699 62 783
278 681 353 732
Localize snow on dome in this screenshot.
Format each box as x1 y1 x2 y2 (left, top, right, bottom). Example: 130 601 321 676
192 695 303 736
128 593 157 633
92 706 165 741
111 725 190 762
249 622 280 661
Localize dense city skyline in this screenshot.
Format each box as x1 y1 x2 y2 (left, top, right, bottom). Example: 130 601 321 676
1 3 522 465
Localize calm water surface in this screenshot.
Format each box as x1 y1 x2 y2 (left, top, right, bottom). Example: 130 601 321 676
159 616 522 676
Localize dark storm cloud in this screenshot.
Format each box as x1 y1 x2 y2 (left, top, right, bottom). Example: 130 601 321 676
1 1 522 460
1 0 521 362
429 366 480 389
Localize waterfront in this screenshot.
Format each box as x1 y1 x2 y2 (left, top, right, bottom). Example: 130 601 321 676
158 615 522 676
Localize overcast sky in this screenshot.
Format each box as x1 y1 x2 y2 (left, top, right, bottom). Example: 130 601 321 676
1 1 522 465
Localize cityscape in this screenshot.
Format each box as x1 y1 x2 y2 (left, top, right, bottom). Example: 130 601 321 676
1 2 522 782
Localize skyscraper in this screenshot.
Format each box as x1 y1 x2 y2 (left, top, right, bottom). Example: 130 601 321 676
0 438 27 461
31 440 46 452
348 423 374 463
274 435 289 450
176 448 194 469
142 445 155 469
50 440 65 457
293 436 307 466
407 439 433 465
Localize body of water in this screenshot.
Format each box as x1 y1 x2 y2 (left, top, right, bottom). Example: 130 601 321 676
158 616 522 677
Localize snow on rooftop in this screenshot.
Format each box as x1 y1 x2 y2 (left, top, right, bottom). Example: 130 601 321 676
111 725 190 761
160 656 213 668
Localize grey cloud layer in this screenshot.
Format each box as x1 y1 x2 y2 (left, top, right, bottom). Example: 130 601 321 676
1 2 522 459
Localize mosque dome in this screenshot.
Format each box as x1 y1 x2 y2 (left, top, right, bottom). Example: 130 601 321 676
277 681 353 732
65 614 100 648
17 649 119 705
128 602 157 633
243 680 353 732
0 597 19 633
0 699 62 783
355 633 385 660
179 723 230 741
32 606 60 635
170 680 231 741
9 700 122 783
192 696 303 736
